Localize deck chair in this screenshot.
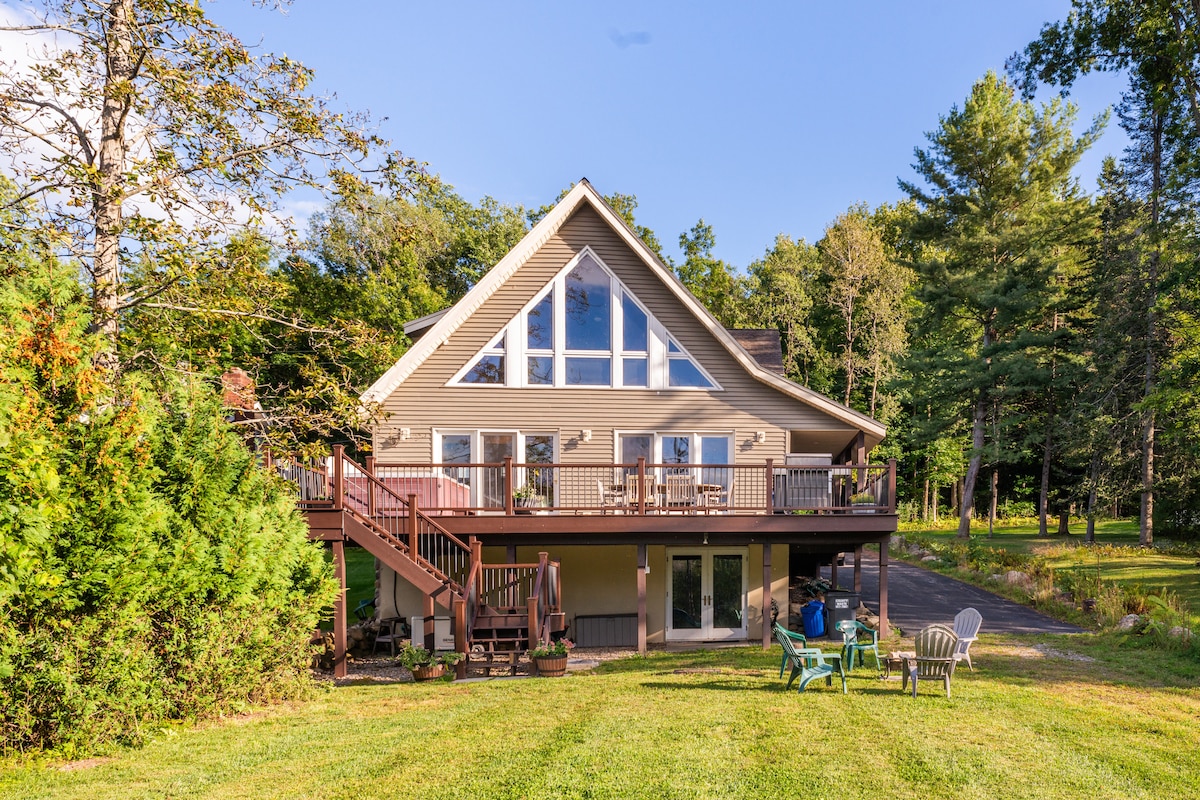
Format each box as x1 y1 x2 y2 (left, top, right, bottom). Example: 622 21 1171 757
373 617 405 657
835 619 881 673
952 607 982 671
597 479 626 514
664 474 698 512
773 623 807 680
902 623 958 698
625 474 657 512
775 623 846 693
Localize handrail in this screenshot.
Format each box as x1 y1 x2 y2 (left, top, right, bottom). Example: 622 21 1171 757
368 459 898 515
329 446 473 595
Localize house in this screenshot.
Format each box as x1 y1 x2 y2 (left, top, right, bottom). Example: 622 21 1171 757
299 180 898 676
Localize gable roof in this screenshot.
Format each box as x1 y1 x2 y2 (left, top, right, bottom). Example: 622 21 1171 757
729 329 785 375
361 179 886 446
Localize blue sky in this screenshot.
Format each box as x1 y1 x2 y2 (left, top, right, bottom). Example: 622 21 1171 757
208 0 1129 270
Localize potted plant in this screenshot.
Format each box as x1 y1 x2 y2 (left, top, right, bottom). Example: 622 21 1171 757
398 643 462 681
850 492 876 513
513 482 546 513
528 638 573 677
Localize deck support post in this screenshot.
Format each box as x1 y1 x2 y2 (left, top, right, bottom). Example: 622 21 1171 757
636 544 647 655
878 538 889 639
453 598 467 679
830 554 839 589
853 544 863 594
423 593 435 652
332 539 347 678
762 544 772 650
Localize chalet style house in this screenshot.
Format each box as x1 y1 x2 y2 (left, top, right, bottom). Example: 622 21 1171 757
299 181 898 676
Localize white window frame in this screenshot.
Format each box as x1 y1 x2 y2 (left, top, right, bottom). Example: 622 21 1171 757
449 247 720 391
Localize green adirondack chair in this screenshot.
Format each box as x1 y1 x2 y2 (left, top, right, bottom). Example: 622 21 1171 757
902 623 958 698
835 619 881 673
775 624 846 693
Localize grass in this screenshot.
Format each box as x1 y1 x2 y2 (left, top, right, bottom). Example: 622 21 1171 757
319 545 377 631
3 637 1199 799
898 518 1200 626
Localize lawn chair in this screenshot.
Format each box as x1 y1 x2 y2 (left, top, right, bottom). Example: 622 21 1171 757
664 474 698 512
775 623 846 693
952 607 982 671
902 623 958 698
773 623 807 680
835 619 881 673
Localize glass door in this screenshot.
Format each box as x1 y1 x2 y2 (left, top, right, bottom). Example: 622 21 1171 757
666 548 748 641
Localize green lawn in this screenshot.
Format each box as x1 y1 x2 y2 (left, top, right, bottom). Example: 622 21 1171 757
4 637 1200 799
319 545 376 631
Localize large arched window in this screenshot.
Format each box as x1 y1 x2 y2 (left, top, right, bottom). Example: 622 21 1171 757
452 248 719 391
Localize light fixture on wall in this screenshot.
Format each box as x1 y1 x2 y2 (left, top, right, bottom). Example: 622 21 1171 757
581 429 592 442
755 431 767 444
400 427 411 440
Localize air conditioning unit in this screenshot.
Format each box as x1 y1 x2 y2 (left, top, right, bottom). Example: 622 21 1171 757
410 616 455 651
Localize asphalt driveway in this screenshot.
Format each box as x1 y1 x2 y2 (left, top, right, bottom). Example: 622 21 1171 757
827 549 1086 636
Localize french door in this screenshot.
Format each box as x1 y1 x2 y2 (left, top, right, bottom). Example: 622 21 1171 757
665 548 748 641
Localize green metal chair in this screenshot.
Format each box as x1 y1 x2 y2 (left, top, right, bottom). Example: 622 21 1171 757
774 623 846 693
902 623 958 698
835 619 881 673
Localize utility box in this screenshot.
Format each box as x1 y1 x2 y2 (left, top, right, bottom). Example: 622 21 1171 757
410 616 454 651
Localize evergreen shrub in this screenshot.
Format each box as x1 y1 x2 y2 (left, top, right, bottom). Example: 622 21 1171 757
0 265 336 754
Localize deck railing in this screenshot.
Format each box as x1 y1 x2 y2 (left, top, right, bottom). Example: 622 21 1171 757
365 457 897 515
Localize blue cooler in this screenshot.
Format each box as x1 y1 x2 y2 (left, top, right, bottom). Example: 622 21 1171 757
801 600 826 638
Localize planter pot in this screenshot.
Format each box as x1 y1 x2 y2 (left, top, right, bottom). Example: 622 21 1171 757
851 506 875 514
410 664 446 682
532 655 568 677
515 497 546 515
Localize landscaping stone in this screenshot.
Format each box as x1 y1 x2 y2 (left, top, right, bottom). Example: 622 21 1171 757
921 555 939 562
1005 570 1031 587
1168 626 1192 642
1117 614 1141 631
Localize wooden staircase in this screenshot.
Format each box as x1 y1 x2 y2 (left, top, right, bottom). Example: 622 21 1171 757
287 447 565 676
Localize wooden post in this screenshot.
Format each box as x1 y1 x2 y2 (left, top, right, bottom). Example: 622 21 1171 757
830 554 839 589
423 594 435 652
453 598 467 679
526 596 538 651
407 494 419 561
331 445 344 510
365 456 376 518
471 538 483 597
878 538 889 639
504 455 514 515
332 540 347 678
853 544 863 594
636 544 647 655
855 432 866 493
762 543 772 650
765 458 774 512
888 458 898 513
636 457 646 515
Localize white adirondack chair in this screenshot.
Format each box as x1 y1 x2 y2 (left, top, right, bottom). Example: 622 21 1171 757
952 607 983 671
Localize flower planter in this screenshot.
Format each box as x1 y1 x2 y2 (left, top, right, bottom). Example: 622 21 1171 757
532 655 568 677
410 664 446 682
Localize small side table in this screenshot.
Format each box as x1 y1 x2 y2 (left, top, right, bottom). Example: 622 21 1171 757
883 650 914 680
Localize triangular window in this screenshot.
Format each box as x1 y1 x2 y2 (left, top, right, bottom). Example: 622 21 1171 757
452 248 718 390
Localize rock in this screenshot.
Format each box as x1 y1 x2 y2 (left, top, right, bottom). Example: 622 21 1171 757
1117 614 1141 631
988 573 1002 583
862 614 880 629
921 555 939 563
1005 570 1030 586
1168 626 1192 642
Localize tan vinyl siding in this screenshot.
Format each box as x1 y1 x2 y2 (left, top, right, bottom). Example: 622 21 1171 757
375 204 857 461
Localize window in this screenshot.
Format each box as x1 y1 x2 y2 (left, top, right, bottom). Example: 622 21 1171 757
452 248 719 391
435 431 559 508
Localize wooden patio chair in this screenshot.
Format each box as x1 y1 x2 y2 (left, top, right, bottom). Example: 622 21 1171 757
625 474 657 512
664 474 698 512
835 619 881 673
774 623 846 693
952 607 982 671
902 623 958 698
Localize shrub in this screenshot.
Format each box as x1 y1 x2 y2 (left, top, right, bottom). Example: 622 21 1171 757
0 265 336 754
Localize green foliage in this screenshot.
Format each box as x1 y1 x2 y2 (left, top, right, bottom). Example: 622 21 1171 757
0 263 337 754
